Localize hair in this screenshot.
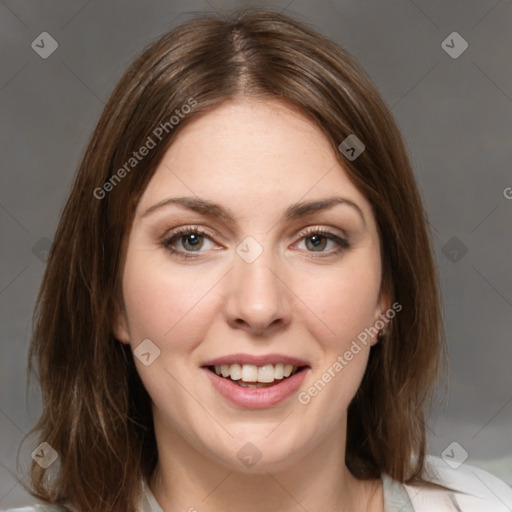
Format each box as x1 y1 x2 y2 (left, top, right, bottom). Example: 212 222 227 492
21 8 446 512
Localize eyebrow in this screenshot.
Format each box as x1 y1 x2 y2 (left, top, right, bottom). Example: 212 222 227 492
141 195 366 226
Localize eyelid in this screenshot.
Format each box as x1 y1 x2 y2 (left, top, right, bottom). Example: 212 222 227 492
163 224 348 242
296 224 349 240
162 225 219 248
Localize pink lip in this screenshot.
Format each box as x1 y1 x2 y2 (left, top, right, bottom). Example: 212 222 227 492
202 366 309 409
201 353 310 367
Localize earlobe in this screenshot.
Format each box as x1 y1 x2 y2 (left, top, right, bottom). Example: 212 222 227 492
112 304 130 345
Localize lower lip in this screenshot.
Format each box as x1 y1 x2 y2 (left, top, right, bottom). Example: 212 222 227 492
202 367 309 409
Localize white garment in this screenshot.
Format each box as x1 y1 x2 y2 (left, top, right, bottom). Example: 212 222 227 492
3 456 511 511
401 455 512 512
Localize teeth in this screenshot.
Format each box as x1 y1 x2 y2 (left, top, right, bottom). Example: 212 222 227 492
213 363 300 383
257 365 275 383
241 364 258 382
229 363 242 380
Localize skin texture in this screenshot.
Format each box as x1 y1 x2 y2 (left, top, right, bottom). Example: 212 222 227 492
114 98 388 512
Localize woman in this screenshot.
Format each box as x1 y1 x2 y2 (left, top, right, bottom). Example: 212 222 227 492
7 9 512 512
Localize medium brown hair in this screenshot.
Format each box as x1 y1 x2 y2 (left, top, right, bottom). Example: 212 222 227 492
22 8 446 512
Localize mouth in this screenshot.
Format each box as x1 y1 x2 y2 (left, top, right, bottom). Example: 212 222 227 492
201 361 310 408
204 363 308 388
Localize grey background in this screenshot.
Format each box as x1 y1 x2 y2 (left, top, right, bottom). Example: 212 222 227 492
1 0 511 508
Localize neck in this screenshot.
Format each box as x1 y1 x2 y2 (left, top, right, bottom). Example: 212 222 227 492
148 416 382 512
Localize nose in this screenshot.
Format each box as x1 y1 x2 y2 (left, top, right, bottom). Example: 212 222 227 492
223 245 292 336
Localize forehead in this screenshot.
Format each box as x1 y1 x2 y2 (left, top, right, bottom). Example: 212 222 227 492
136 98 371 221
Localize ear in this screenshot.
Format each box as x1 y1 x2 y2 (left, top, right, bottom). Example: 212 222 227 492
370 284 392 347
112 301 130 345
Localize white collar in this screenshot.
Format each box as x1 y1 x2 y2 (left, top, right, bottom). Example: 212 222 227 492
139 479 164 512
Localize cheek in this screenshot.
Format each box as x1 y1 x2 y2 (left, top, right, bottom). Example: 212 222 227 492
294 251 382 347
120 247 222 350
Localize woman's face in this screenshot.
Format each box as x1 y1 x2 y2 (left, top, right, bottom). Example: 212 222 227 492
114 98 388 472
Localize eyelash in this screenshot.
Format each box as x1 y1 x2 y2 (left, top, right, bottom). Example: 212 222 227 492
161 225 350 260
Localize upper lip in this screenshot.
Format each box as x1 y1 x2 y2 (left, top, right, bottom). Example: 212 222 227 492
201 353 310 368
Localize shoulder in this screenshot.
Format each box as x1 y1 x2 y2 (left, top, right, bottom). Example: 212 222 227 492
403 455 512 511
